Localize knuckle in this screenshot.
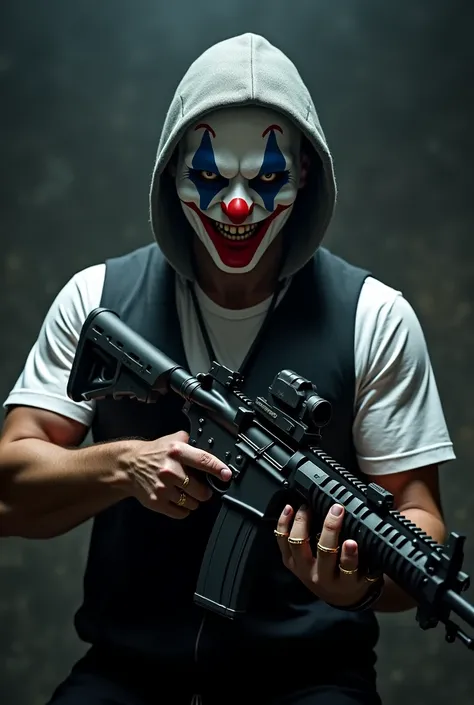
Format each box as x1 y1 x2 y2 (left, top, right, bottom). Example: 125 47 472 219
168 441 183 457
341 553 357 566
198 451 212 465
159 466 176 481
323 517 339 532
198 452 218 470
159 462 173 474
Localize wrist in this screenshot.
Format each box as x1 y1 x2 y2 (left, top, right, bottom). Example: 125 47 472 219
95 439 137 498
327 577 385 613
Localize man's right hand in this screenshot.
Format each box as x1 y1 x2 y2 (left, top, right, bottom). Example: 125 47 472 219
119 431 232 519
0 410 232 537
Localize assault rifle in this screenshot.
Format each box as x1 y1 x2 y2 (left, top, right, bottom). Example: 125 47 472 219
67 308 474 651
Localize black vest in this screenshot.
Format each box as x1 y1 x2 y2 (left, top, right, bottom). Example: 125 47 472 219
74 243 379 671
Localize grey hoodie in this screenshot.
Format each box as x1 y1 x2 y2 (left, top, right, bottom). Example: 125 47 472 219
149 32 337 281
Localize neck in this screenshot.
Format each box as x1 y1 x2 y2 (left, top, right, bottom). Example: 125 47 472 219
193 237 283 309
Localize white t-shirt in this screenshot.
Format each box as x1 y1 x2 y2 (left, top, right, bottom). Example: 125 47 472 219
4 264 455 476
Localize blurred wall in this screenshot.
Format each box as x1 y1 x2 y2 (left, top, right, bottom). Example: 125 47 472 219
1 1 473 703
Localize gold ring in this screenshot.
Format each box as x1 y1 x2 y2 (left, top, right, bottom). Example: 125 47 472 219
317 542 339 554
181 475 190 489
274 530 289 538
365 574 382 583
287 536 310 545
339 565 358 576
177 491 187 507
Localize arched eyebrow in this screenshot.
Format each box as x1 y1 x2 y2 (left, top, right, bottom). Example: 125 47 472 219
194 123 216 138
262 124 283 138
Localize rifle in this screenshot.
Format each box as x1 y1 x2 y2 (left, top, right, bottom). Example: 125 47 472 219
67 307 474 651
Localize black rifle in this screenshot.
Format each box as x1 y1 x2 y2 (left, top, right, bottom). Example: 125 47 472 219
67 307 474 651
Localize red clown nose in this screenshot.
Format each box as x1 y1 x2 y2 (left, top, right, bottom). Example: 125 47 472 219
221 198 254 225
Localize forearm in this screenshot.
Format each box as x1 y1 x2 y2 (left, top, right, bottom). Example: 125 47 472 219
373 507 447 613
0 438 132 539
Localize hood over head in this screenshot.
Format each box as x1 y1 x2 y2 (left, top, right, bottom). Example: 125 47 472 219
149 33 337 281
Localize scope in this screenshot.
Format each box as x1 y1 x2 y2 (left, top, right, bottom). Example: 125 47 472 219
268 370 332 429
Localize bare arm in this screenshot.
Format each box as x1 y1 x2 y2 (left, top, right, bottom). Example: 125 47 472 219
0 406 131 539
352 285 453 612
372 464 446 613
0 406 231 540
0 267 231 539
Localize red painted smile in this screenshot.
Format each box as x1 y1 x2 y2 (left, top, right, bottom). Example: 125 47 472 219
183 202 289 268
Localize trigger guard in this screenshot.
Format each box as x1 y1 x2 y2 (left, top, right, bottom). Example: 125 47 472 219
207 474 232 495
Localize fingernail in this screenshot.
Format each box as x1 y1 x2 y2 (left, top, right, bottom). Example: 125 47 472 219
283 505 292 516
220 468 232 481
345 541 357 554
330 504 343 517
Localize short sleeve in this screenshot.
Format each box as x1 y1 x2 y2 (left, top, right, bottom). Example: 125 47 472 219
353 277 455 475
3 264 106 427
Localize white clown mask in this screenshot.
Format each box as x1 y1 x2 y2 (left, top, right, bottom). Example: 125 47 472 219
175 106 302 274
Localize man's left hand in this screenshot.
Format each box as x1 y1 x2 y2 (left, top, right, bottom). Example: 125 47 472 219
275 502 374 608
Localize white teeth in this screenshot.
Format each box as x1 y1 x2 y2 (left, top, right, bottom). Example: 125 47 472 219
212 220 259 241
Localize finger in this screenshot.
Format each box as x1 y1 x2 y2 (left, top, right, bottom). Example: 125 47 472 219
143 493 191 520
175 472 213 503
154 460 212 502
275 505 294 567
316 504 344 582
338 540 359 584
286 505 313 573
168 441 232 481
169 487 200 512
163 503 191 520
157 459 213 501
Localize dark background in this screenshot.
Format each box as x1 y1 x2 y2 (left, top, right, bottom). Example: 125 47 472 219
1 1 473 703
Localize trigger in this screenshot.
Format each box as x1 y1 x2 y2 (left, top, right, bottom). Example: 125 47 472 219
207 474 232 495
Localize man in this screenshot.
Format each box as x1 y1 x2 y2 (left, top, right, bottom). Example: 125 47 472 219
0 33 454 705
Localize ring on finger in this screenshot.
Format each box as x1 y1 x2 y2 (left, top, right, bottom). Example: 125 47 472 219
317 541 339 554
177 491 188 507
339 564 358 576
181 475 190 490
288 536 310 545
274 529 289 538
365 573 382 583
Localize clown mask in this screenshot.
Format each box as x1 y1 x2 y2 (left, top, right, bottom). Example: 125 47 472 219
175 106 302 274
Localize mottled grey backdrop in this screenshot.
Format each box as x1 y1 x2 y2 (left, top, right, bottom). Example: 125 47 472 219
1 1 473 703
